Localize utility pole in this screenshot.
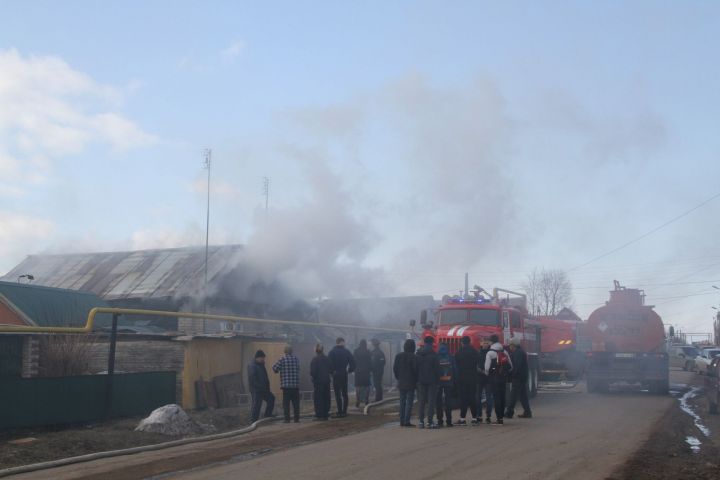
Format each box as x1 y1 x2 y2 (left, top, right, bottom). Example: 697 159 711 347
202 148 212 333
262 176 270 220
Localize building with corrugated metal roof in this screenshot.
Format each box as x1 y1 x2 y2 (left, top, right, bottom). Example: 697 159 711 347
1 245 318 334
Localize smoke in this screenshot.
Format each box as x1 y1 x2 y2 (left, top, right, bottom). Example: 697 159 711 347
217 148 389 309
377 75 518 274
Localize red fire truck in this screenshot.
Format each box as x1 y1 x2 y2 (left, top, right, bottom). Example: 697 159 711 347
416 288 541 397
535 316 586 380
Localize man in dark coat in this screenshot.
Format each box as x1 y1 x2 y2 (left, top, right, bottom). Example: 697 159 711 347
328 337 356 417
416 336 441 429
310 343 333 420
247 350 275 423
505 337 532 419
454 335 479 425
370 338 386 402
353 339 372 408
393 338 418 427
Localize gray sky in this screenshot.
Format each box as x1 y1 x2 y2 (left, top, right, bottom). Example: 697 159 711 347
1 1 719 333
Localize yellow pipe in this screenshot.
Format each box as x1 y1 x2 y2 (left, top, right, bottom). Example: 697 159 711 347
0 307 408 334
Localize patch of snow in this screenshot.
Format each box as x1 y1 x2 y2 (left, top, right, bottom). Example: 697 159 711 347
135 404 215 436
686 436 701 453
679 387 711 437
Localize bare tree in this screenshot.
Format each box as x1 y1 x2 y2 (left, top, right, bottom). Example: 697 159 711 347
39 334 97 377
522 268 573 316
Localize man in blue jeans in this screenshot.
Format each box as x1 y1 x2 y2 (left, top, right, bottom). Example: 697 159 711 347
272 345 301 423
393 338 418 426
247 350 275 423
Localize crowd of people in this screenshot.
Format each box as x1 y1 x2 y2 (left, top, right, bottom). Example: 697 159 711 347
395 334 532 428
246 334 531 428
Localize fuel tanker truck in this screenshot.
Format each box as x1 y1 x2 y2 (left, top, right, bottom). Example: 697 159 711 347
416 287 541 397
583 281 668 394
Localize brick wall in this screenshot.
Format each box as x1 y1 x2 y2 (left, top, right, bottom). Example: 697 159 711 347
86 337 185 403
21 337 39 378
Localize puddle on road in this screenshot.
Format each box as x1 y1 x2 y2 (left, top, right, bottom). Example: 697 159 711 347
686 436 701 453
678 387 711 438
144 448 274 480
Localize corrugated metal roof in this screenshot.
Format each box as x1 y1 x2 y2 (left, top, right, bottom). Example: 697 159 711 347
1 245 244 300
0 281 111 328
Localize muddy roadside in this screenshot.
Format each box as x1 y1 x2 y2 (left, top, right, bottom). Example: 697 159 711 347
0 399 336 470
5 406 399 480
612 373 720 480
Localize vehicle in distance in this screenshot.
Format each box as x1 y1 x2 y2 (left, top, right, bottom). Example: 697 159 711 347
694 348 720 375
669 345 700 371
705 357 720 414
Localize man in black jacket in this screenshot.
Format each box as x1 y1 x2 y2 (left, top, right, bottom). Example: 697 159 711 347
454 336 479 425
353 339 372 408
393 338 418 426
328 337 356 418
416 336 441 429
506 337 532 419
310 343 334 420
247 350 275 423
370 338 386 402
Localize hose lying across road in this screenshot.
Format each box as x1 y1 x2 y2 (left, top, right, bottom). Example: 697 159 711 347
0 397 399 478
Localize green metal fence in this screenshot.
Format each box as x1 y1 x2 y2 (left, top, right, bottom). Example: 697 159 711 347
0 337 23 377
0 371 176 429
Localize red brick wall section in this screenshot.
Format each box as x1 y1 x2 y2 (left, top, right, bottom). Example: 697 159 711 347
0 301 26 325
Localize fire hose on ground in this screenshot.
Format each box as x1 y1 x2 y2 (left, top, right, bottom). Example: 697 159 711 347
0 397 400 478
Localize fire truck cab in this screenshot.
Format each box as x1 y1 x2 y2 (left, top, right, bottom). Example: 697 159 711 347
418 288 541 397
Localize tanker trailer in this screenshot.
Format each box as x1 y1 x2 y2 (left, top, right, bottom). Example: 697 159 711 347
583 281 668 394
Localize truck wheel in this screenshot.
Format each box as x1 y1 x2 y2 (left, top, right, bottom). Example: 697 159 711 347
654 380 669 395
587 379 597 393
528 367 539 398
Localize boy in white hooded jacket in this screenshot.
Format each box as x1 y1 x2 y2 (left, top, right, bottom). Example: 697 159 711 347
483 334 513 424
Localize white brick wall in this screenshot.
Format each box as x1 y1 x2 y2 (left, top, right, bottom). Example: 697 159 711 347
21 336 39 378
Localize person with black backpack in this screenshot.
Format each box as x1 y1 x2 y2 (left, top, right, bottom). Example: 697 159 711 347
435 342 456 427
476 338 494 424
483 334 513 424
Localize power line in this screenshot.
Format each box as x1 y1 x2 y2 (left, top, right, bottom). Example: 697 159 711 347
569 190 720 272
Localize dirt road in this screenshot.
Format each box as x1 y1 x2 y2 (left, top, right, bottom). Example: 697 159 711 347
163 385 672 480
11 375 684 480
